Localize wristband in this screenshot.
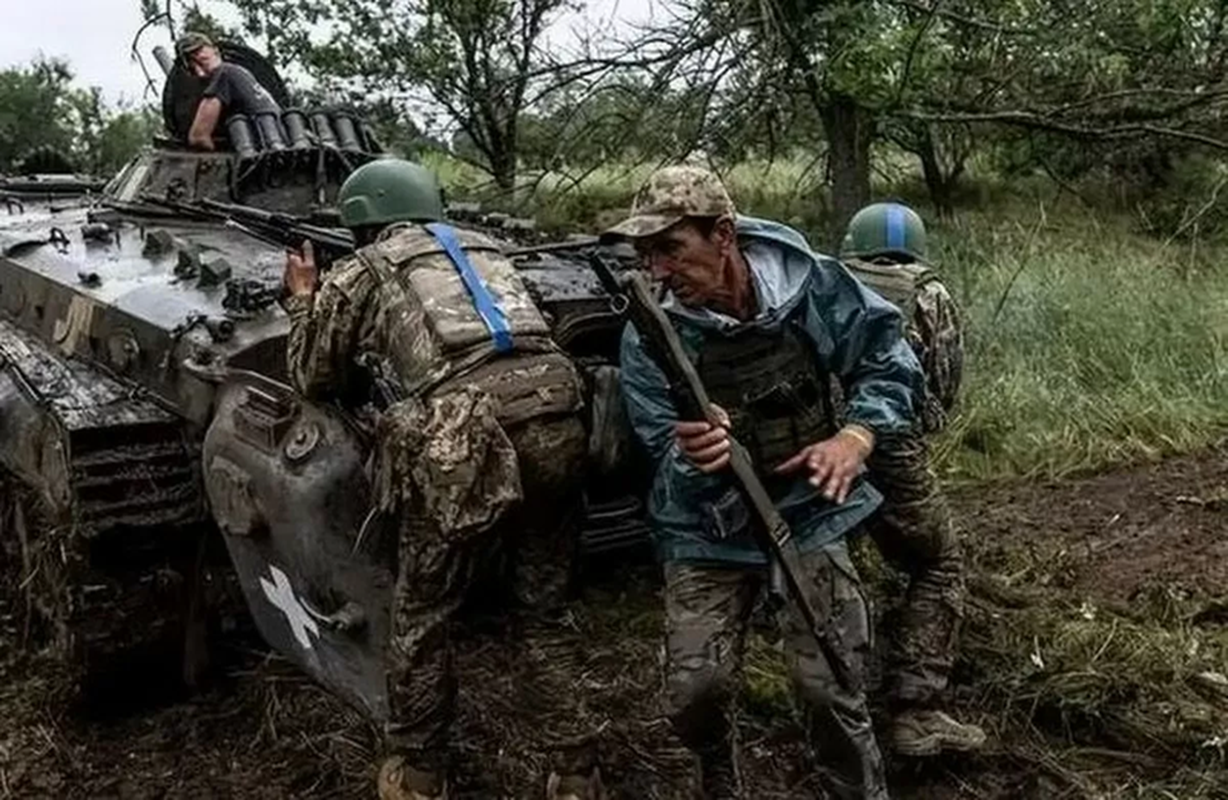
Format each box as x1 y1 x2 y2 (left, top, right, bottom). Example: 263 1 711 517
839 424 875 454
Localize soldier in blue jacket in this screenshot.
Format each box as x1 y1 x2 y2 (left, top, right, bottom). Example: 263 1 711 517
608 166 923 800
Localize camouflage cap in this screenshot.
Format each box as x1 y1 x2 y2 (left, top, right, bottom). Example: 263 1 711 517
175 32 214 59
604 165 736 239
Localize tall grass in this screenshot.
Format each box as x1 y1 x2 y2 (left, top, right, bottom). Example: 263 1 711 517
932 200 1228 481
435 156 1228 482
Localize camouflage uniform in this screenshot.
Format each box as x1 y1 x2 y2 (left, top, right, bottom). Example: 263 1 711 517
614 167 924 799
285 224 595 778
665 544 886 800
841 259 962 435
843 256 972 727
863 432 963 711
912 280 963 434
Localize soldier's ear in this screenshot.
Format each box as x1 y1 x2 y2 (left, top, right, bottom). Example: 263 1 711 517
712 216 737 252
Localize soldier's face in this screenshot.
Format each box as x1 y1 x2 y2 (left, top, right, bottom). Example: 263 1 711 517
635 218 736 307
188 47 221 78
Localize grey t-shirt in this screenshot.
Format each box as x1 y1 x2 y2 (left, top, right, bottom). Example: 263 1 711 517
203 62 281 118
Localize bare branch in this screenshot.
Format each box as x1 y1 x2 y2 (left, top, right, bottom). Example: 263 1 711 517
892 0 941 108
899 109 1228 151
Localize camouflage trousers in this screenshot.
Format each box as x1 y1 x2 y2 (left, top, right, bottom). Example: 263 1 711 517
664 540 889 800
865 431 965 710
379 387 594 773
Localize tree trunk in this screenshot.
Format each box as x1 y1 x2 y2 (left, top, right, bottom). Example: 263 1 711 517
820 92 874 251
915 126 956 219
482 119 518 193
489 147 517 193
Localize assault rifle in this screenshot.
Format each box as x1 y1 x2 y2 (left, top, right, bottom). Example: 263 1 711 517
140 195 356 268
587 253 853 692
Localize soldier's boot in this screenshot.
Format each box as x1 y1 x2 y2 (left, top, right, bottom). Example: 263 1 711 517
890 708 986 757
697 748 740 800
378 756 449 800
545 767 606 800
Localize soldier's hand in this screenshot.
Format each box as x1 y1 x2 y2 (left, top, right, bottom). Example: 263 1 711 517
773 426 875 504
675 404 732 473
284 239 318 297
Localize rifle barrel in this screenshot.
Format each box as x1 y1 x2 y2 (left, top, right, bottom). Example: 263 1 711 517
223 220 288 249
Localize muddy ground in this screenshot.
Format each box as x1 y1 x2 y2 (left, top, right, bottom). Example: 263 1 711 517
2 447 1227 799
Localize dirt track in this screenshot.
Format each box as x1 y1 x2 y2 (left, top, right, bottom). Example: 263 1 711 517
2 447 1227 799
960 448 1228 605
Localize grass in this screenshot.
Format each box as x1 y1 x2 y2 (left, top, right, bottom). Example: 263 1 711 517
931 200 1228 482
431 153 1228 483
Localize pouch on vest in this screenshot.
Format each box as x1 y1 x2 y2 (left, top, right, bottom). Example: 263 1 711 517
697 322 836 497
356 225 557 397
437 350 583 429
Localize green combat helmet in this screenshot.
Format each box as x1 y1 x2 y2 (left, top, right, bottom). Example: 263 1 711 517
841 202 927 263
338 158 445 228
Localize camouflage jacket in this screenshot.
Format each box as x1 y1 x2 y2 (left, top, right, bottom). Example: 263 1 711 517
843 258 964 433
620 215 924 566
284 224 567 404
284 257 378 405
284 224 582 542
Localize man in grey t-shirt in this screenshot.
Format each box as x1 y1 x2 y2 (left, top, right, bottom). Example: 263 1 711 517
176 32 282 151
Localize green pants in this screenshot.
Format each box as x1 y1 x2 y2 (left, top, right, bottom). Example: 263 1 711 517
865 432 965 709
663 540 889 800
383 407 594 772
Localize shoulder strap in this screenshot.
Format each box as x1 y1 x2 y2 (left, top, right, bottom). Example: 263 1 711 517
424 222 514 354
844 258 937 311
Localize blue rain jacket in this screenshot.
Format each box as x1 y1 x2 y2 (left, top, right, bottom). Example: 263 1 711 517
619 215 924 565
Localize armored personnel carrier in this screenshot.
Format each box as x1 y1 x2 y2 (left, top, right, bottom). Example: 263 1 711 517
0 40 644 716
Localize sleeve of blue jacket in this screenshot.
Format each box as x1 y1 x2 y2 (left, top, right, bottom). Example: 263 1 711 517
733 215 923 436
808 254 922 436
619 324 721 497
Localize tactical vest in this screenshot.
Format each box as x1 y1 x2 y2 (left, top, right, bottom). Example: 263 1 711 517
844 258 936 315
357 224 582 426
697 323 835 496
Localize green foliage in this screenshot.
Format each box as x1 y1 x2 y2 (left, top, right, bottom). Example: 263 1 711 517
931 198 1228 481
180 4 245 43
0 58 81 172
66 87 161 176
83 107 162 175
0 58 158 177
1128 154 1228 241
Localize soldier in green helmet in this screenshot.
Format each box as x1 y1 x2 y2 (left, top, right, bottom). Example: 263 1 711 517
840 202 984 757
282 158 604 800
841 203 961 431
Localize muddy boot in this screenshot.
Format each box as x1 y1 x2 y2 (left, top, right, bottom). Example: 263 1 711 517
890 708 986 757
546 767 606 800
378 755 449 800
697 747 740 800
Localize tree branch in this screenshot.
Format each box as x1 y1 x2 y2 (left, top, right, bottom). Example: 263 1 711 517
887 0 1038 34
899 109 1228 151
